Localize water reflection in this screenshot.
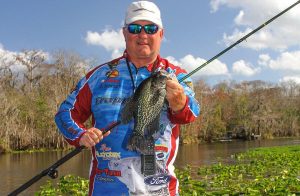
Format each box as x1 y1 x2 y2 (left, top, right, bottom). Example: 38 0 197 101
175 138 300 167
1 150 91 196
1 138 298 195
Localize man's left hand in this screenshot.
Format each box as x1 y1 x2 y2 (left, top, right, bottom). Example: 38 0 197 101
166 78 186 113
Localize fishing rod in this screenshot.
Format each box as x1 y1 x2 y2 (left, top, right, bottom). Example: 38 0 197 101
8 146 85 196
179 0 300 82
8 122 119 196
8 1 300 195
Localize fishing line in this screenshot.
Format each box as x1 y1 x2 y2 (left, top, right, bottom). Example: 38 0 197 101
178 0 300 83
8 1 300 195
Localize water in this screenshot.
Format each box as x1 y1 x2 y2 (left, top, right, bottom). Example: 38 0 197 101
1 150 91 196
1 138 299 195
175 138 300 167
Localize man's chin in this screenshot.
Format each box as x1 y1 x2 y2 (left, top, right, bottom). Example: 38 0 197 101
136 50 152 58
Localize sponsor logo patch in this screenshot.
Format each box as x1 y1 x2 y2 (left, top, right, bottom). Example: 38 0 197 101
96 151 121 160
156 152 165 159
95 97 127 105
100 77 121 88
184 81 194 90
106 69 119 78
107 59 120 68
67 127 78 135
144 174 171 186
96 144 121 160
100 143 111 151
95 175 115 182
155 145 168 152
100 78 120 86
96 168 121 177
149 187 170 195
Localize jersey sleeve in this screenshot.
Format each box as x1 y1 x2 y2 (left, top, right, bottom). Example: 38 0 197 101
54 76 92 147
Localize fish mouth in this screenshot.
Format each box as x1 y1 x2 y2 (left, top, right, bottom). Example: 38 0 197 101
159 73 172 80
157 70 170 77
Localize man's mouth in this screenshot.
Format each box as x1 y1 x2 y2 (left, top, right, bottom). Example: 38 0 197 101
138 42 148 45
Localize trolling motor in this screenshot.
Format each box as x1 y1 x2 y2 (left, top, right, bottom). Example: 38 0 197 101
8 1 300 195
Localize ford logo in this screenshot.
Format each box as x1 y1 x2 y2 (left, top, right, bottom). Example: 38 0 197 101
144 174 171 186
156 152 165 159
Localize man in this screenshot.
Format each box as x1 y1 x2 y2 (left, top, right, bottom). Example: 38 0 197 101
55 1 200 195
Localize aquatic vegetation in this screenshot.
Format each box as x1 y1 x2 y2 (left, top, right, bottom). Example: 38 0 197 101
177 145 300 195
36 145 300 195
36 175 88 196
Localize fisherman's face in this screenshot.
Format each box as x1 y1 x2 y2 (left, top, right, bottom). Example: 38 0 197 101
123 20 164 65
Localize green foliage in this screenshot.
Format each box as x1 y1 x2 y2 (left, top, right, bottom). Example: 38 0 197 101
35 94 50 130
176 165 207 195
189 81 300 143
176 145 300 195
1 49 300 149
35 175 89 196
37 146 300 195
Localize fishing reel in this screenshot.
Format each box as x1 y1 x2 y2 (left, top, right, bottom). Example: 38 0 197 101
47 168 58 179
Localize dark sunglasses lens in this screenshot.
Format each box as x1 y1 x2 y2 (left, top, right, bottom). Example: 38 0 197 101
144 25 158 34
128 24 141 34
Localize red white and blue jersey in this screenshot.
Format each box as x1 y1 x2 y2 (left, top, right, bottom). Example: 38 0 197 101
55 54 200 196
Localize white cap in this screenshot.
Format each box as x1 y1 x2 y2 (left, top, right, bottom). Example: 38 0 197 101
125 1 163 28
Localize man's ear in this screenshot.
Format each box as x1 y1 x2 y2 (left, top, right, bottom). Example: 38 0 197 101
160 29 164 39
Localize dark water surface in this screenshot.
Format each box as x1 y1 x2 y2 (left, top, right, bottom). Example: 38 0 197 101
1 138 299 195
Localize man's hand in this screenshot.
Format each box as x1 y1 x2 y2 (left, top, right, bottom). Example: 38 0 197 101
79 127 110 148
166 78 186 113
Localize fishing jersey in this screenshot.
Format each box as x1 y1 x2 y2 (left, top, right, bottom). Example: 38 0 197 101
55 54 200 196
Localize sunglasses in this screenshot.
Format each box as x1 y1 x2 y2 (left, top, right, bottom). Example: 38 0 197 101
126 24 159 34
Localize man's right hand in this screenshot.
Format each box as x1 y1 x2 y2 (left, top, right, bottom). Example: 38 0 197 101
79 127 110 148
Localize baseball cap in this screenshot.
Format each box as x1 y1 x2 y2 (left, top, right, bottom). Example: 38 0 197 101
125 1 163 28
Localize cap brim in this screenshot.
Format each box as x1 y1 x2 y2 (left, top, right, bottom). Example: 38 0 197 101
125 15 163 28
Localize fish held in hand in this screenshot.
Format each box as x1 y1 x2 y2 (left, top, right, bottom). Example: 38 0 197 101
121 70 171 153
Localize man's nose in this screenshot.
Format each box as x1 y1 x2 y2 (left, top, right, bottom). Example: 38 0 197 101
138 28 148 37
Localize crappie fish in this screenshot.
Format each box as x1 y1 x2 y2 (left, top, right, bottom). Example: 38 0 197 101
121 70 171 153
